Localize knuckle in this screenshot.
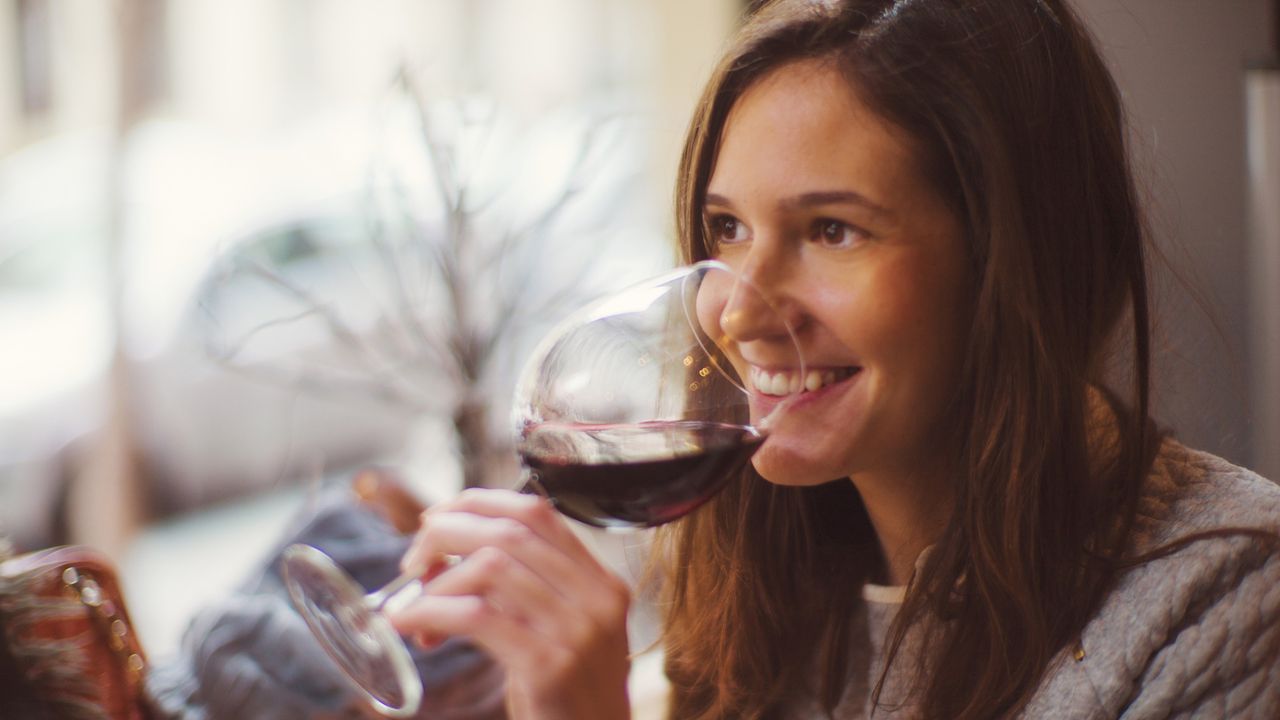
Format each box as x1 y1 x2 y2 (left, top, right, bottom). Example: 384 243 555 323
494 517 534 546
456 596 494 628
497 493 550 533
522 496 557 526
470 546 510 574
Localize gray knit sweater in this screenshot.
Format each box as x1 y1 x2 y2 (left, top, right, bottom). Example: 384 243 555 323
789 439 1280 719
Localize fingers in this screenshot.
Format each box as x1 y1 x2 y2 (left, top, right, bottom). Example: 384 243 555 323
393 487 632 646
389 489 635 715
406 509 631 628
388 594 550 672
420 544 586 640
405 490 626 599
404 488 600 573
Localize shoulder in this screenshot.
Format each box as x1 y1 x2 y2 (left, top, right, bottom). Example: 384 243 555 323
1071 439 1280 718
1134 438 1280 547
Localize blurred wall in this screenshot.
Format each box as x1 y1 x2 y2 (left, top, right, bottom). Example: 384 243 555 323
1074 0 1273 470
1247 66 1280 482
648 0 742 221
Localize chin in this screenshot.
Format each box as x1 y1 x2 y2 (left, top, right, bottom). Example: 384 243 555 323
750 450 842 487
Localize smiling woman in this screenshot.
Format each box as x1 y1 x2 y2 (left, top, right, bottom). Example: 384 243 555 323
386 1 1280 719
657 0 1280 718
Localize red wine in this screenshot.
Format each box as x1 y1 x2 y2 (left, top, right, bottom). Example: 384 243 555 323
518 420 763 529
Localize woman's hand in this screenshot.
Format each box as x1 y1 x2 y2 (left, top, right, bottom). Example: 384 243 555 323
387 488 633 720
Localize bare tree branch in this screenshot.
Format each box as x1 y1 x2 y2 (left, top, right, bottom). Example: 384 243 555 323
201 67 640 490
398 67 459 217
364 180 461 385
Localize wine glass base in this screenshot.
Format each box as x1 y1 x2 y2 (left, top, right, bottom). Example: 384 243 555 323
282 544 423 718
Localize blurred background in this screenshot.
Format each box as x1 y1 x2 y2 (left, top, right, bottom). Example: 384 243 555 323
0 0 1276 660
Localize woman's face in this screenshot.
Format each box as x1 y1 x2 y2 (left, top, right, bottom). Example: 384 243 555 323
703 59 972 487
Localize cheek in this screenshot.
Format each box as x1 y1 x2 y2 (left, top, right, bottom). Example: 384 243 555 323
870 266 971 410
819 273 912 359
820 267 966 441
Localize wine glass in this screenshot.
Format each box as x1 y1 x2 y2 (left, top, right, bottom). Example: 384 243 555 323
282 259 803 717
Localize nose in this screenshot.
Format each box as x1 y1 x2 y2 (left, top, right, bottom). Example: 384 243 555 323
698 254 798 347
720 277 788 343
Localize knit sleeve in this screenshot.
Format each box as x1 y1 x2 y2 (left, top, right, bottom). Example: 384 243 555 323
1120 536 1280 719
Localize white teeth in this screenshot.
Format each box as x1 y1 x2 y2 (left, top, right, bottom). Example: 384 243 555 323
751 366 857 396
804 371 823 392
770 373 789 395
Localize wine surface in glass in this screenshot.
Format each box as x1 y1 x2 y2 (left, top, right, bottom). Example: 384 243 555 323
519 420 762 529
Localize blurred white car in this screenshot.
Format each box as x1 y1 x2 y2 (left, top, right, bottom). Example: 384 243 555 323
0 123 424 547
129 198 427 513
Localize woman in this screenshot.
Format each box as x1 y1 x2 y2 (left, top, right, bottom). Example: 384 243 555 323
390 1 1280 718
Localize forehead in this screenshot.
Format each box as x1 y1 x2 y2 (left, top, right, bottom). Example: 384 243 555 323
708 59 923 205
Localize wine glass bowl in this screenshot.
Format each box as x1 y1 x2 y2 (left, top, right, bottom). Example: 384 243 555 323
514 259 802 529
281 259 803 716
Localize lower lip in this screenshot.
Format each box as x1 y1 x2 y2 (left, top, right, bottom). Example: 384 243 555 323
752 369 862 413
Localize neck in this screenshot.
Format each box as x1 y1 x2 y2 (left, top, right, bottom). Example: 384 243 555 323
851 466 952 587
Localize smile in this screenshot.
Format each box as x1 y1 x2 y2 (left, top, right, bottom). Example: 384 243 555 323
748 366 860 396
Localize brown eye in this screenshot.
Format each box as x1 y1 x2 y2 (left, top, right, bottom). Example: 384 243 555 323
811 218 865 248
707 214 748 244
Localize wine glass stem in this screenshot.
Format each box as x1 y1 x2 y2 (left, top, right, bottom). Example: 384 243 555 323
365 568 422 611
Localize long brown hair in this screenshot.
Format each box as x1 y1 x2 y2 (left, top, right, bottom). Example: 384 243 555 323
658 1 1158 717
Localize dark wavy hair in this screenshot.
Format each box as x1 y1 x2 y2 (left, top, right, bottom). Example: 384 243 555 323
656 1 1160 717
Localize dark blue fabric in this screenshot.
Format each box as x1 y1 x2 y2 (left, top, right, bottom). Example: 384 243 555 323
146 487 506 719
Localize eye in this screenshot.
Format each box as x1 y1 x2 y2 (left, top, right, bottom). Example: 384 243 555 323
706 214 749 245
810 218 867 249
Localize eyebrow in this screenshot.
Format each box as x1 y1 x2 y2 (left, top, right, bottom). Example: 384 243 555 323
704 190 891 217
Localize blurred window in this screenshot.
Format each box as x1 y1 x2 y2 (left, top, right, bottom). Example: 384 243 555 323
16 0 52 117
